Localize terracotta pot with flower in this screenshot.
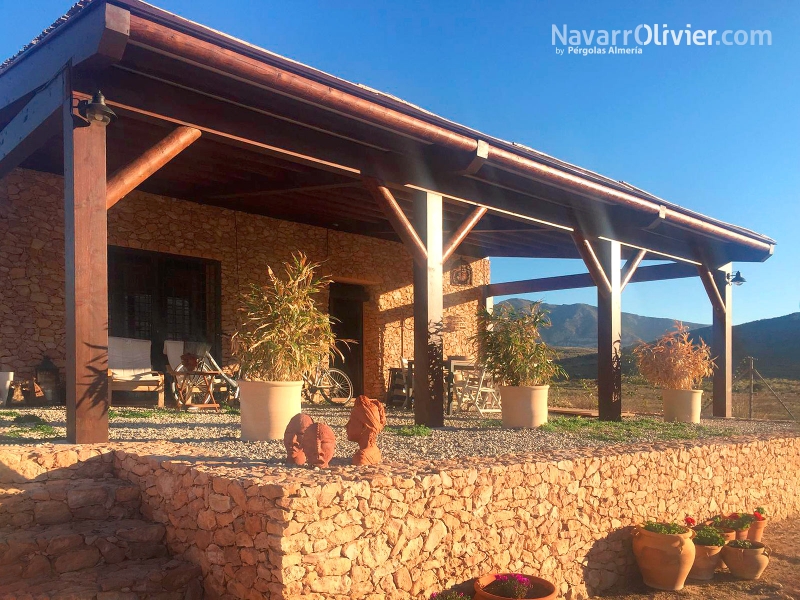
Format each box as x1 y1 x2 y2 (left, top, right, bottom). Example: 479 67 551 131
687 522 725 580
726 512 756 540
632 521 695 591
721 539 770 580
748 507 768 542
633 323 714 423
474 573 557 600
705 515 736 542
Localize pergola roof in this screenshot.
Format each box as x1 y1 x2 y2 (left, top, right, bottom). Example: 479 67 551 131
0 0 775 265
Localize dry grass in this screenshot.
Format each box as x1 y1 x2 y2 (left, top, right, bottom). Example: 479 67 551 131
633 323 715 390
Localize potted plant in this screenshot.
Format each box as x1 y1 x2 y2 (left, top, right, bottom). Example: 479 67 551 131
632 521 695 591
633 323 714 423
430 592 469 600
232 253 339 441
748 507 768 542
472 302 566 428
704 515 736 542
720 539 770 580
725 512 756 540
688 523 725 580
474 573 557 600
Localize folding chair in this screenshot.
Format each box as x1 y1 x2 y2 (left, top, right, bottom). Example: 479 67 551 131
456 365 502 416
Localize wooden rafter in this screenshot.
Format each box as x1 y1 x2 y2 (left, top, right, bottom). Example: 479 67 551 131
363 177 428 266
572 232 612 295
698 267 727 314
620 248 647 291
442 206 487 263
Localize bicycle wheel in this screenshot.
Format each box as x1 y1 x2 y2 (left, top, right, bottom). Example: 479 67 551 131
323 368 353 406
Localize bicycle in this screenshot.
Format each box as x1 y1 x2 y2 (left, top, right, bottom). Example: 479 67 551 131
302 363 354 406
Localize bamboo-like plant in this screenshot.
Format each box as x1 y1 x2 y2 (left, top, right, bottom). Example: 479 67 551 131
633 322 715 390
232 253 339 382
472 302 566 387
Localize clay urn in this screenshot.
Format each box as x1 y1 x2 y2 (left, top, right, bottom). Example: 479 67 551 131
721 541 770 580
632 525 695 591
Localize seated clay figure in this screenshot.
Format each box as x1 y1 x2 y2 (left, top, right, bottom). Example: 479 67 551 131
301 422 336 468
346 395 387 465
283 413 314 465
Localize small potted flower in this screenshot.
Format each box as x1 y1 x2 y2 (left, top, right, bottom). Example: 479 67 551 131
748 507 768 542
474 573 557 600
632 521 695 591
633 323 714 423
688 522 725 580
430 592 469 600
706 515 736 542
728 512 756 540
721 539 770 580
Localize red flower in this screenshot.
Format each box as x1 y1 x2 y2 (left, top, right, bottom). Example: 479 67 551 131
754 511 765 521
684 517 696 527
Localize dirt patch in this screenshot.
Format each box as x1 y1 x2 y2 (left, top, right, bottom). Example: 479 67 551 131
597 518 800 600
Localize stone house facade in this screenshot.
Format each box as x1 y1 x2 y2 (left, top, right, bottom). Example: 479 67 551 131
0 168 489 400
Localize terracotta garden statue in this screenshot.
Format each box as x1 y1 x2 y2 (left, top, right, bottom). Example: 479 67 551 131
346 395 386 465
283 413 314 465
301 422 336 468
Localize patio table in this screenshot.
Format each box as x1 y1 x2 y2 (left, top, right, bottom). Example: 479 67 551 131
173 369 221 411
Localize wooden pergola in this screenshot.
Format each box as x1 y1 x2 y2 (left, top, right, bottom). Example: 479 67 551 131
0 0 775 442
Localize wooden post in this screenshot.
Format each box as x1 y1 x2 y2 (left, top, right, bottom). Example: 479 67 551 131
413 191 445 427
64 82 110 444
596 239 622 421
712 264 733 417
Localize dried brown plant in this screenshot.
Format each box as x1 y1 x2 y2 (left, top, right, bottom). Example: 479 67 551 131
633 322 715 390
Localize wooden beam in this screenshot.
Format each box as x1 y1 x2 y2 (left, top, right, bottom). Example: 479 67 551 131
0 3 128 110
596 240 622 421
363 177 428 266
620 248 647 292
442 206 487 263
106 126 201 208
712 264 733 417
207 181 355 200
698 267 727 315
572 232 612 295
0 70 64 180
413 191 445 427
484 261 699 297
64 83 110 444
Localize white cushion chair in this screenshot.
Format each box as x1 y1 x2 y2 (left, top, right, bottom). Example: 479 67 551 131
108 337 164 407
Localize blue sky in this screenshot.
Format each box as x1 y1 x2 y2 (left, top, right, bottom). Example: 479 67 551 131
1 0 797 325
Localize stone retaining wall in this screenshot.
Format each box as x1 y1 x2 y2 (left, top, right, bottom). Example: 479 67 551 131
3 435 800 599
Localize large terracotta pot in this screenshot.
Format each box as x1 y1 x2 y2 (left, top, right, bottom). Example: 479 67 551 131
721 542 770 580
688 544 723 580
238 380 302 441
662 389 703 423
747 519 767 542
632 526 695 591
498 385 549 428
474 573 557 600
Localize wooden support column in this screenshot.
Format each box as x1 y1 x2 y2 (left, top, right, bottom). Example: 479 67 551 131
64 83 110 444
413 191 445 427
595 239 622 421
701 264 733 417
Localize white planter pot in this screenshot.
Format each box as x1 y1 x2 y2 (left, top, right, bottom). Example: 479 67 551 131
499 385 549 428
0 372 13 405
237 380 302 441
662 389 703 423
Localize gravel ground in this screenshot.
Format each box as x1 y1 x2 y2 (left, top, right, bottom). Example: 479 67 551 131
1 405 797 465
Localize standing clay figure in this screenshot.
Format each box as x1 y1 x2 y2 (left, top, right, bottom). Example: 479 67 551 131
301 422 336 468
346 395 387 465
283 413 314 465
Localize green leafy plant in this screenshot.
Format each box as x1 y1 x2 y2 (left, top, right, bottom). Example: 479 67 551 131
693 525 725 546
728 539 755 549
472 302 566 387
633 322 715 389
13 414 47 424
643 521 688 535
730 512 756 531
232 253 340 382
109 408 156 419
429 592 469 600
386 424 432 437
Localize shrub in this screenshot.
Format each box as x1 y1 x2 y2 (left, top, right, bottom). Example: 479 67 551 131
643 521 688 535
693 525 725 546
633 322 714 390
728 539 755 549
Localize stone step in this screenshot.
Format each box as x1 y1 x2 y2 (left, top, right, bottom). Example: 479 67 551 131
0 476 141 528
0 556 204 599
0 518 168 581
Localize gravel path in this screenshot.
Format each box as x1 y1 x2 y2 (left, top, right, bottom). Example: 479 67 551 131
1 406 797 465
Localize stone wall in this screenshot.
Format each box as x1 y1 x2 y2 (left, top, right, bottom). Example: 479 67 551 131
5 435 796 599
0 168 489 398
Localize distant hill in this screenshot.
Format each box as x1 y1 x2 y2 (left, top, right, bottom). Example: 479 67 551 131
551 312 800 381
497 299 707 348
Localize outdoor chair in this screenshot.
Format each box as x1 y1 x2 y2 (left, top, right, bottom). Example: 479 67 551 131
108 336 165 407
400 358 414 409
454 365 502 416
163 340 238 410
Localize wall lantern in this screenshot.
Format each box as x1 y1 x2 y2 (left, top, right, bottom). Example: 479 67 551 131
727 271 746 286
75 91 116 127
450 257 473 286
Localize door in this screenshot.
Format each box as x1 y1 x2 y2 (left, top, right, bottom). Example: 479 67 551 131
108 247 222 370
328 283 367 397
